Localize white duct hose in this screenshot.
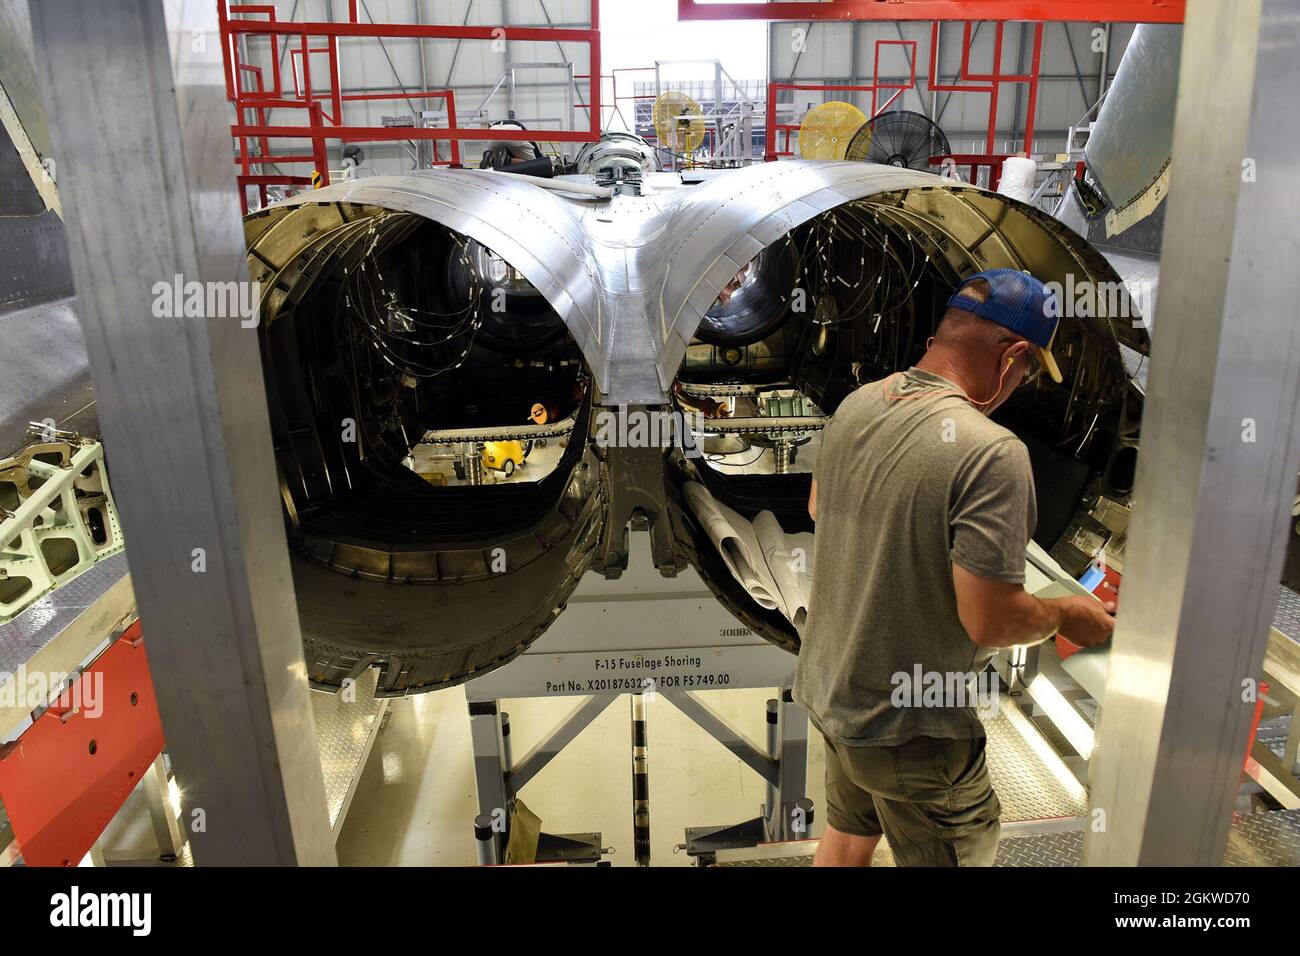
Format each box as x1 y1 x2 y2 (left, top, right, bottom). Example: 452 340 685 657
997 156 1038 203
683 478 1074 640
486 169 614 199
682 481 815 635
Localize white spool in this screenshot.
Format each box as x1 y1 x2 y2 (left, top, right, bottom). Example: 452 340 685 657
997 156 1038 203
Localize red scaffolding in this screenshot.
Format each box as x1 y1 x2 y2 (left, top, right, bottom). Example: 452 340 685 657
765 22 1044 168
219 1 602 210
766 37 918 161
701 0 1186 176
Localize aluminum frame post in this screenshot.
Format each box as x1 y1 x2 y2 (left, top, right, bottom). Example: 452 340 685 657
764 698 779 834
1085 0 1300 865
29 0 335 865
468 700 510 862
776 689 809 838
143 755 184 860
567 62 576 134
474 813 499 865
500 711 514 771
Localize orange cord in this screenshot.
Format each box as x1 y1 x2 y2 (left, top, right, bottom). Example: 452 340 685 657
882 360 1014 409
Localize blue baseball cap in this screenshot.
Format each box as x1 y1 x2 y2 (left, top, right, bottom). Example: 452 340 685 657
946 269 1062 383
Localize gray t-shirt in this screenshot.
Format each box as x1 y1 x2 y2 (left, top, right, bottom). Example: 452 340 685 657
793 368 1037 746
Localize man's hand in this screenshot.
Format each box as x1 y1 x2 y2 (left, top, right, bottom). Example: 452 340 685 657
1056 595 1117 647
953 563 1117 649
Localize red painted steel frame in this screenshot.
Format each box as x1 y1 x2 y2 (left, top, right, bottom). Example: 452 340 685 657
0 620 165 867
765 38 916 161
765 21 1044 163
927 20 1043 154
219 0 601 205
928 152 1007 189
678 0 1184 23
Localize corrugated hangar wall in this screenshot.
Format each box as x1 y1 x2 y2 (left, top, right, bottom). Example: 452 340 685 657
767 19 1139 155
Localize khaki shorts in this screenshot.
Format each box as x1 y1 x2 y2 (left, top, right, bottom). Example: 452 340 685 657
822 733 1001 866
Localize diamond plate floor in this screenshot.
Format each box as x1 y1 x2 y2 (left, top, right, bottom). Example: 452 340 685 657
1272 585 1300 641
992 829 1084 866
716 699 1087 867
715 811 1300 867
311 668 385 832
983 702 1088 822
0 552 128 675
1222 808 1300 866
992 810 1300 867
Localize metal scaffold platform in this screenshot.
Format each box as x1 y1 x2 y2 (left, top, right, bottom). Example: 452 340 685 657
713 811 1300 868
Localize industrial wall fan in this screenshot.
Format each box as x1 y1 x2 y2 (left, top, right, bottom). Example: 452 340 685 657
798 101 867 160
845 110 951 170
652 91 706 155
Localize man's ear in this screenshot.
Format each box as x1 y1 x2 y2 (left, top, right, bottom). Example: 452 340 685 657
1005 339 1032 365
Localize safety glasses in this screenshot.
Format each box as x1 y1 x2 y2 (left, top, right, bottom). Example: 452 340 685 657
1019 350 1043 388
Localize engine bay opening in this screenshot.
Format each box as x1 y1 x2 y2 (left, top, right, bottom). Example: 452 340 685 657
668 189 1150 647
246 202 603 695
256 209 591 527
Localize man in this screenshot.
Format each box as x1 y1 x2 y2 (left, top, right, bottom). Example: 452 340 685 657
795 269 1116 867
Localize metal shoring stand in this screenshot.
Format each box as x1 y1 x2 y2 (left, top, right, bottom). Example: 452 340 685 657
468 701 508 864
467 694 615 865
667 687 812 863
631 692 650 865
464 555 812 866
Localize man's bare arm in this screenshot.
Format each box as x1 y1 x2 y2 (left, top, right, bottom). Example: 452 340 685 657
808 479 818 522
952 563 1115 649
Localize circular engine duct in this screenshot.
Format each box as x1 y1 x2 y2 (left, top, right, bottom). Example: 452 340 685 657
245 201 603 696
667 182 1150 656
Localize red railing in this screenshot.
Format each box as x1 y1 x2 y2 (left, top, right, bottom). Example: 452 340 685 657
766 37 917 161
765 21 1045 164
219 1 601 210
927 20 1042 155
927 153 1008 189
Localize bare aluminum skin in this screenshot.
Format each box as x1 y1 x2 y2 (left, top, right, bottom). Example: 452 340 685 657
252 160 1142 408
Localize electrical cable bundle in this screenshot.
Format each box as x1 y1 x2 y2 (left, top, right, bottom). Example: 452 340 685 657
339 214 485 381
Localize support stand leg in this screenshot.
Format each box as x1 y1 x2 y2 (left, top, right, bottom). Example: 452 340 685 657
144 754 183 861
468 701 509 863
631 692 650 866
776 689 810 840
